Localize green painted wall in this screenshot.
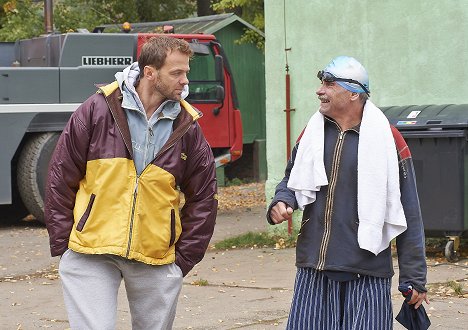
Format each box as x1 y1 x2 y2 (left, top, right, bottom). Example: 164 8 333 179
265 0 468 205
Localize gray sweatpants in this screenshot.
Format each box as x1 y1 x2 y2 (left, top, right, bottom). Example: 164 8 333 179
59 249 183 330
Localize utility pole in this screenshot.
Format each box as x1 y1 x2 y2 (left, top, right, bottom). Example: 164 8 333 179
44 0 54 34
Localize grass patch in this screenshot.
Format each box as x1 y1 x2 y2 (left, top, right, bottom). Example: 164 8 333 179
448 280 463 295
191 278 209 286
213 230 298 250
225 177 254 187
425 238 446 249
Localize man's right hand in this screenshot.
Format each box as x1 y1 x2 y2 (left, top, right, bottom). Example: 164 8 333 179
270 201 294 224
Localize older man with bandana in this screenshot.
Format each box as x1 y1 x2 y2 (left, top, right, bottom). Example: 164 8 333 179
267 56 429 329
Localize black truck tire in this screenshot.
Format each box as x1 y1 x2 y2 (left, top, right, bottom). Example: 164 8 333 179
17 132 60 223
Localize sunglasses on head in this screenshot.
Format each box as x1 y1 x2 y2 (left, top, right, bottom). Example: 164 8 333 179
317 70 370 96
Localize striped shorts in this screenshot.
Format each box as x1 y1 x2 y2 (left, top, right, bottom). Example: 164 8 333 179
286 268 393 330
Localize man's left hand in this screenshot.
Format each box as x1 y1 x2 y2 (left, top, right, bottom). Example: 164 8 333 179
408 289 430 309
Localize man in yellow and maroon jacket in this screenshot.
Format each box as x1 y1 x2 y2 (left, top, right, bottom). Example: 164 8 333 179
45 36 217 329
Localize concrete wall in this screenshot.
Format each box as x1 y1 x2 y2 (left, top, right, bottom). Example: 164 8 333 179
265 0 468 205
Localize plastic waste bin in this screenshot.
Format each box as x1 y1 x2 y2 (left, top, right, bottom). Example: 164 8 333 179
382 104 468 261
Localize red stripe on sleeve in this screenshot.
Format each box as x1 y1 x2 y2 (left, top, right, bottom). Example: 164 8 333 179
391 125 411 160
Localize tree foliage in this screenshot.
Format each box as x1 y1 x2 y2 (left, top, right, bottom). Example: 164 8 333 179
212 0 264 49
0 0 197 41
0 0 264 46
52 0 142 34
0 0 43 41
135 0 196 23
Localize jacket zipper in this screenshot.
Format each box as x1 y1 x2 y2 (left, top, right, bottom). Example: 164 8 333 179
101 90 193 257
124 122 190 256
317 130 345 270
124 124 190 256
298 218 310 236
126 175 139 257
100 93 139 257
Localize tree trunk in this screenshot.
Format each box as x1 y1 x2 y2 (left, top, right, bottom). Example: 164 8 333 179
197 0 215 17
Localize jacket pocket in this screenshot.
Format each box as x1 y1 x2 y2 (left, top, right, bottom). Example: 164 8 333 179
169 209 176 247
76 194 96 232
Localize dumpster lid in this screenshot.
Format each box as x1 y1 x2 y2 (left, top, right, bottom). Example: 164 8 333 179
381 104 468 130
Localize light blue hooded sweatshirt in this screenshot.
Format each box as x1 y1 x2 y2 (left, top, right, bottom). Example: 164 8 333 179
115 62 189 175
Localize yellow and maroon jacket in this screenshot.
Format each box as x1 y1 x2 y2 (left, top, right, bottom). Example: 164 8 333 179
45 82 218 276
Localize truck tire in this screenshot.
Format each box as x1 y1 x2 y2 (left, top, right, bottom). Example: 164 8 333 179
17 132 60 223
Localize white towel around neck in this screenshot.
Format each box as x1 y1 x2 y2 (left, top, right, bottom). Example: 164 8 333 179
287 100 407 255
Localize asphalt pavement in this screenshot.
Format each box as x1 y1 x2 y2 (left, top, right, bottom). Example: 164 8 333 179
0 206 467 329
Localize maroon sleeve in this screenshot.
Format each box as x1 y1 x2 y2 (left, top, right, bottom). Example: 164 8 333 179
175 123 218 276
391 125 427 292
44 97 96 256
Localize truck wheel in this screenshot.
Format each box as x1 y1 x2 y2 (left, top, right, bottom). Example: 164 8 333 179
17 132 60 223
